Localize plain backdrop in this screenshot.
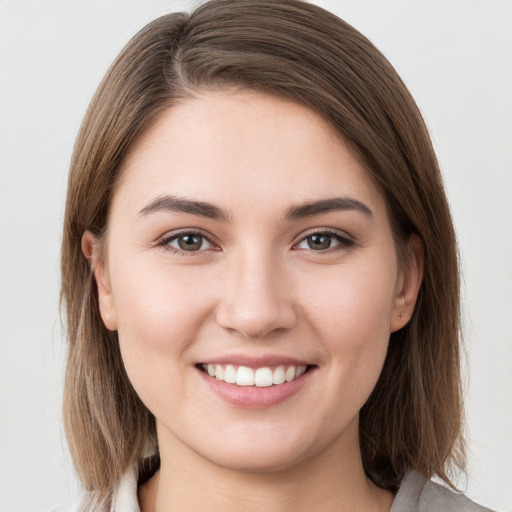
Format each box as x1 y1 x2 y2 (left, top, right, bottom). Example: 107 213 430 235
1 1 511 511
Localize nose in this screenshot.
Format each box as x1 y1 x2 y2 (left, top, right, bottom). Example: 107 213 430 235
215 251 297 339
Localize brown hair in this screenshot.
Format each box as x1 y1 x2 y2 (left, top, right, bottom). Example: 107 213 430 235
61 0 464 501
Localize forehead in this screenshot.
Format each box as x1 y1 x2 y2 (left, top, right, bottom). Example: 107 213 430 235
114 91 386 219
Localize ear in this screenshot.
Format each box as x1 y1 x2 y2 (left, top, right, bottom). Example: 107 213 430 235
390 234 424 332
81 230 118 331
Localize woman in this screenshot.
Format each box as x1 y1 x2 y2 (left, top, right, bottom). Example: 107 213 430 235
59 0 492 510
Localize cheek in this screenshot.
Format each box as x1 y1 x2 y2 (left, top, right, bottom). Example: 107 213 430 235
111 254 214 337
301 261 396 396
303 260 397 339
107 257 216 402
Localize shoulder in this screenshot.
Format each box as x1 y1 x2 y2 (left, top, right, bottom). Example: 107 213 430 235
391 471 495 512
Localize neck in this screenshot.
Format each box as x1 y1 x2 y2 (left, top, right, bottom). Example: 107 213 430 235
139 420 393 512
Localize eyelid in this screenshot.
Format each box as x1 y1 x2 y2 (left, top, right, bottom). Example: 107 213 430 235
156 228 220 254
154 227 355 255
292 227 355 251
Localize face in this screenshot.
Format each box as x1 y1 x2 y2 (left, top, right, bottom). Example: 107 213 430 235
85 92 421 473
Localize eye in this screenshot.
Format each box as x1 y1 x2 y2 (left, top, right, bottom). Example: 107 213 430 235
159 232 215 253
295 230 354 251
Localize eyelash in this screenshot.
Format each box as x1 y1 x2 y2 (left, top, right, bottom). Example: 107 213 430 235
156 229 218 256
156 228 355 256
293 228 355 252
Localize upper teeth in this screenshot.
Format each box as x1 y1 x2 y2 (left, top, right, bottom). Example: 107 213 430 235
203 364 307 387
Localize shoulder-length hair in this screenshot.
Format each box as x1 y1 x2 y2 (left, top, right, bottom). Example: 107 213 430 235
61 0 464 501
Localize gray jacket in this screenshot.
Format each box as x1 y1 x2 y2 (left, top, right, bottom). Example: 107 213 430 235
55 464 494 512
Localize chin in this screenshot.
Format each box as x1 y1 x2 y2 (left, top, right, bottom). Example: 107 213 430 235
184 421 329 475
203 445 309 474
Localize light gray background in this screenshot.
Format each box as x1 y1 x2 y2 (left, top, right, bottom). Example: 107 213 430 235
1 1 511 511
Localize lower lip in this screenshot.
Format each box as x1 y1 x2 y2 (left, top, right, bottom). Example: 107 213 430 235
197 367 315 408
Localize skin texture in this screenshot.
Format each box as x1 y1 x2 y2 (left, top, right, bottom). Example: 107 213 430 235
83 92 422 512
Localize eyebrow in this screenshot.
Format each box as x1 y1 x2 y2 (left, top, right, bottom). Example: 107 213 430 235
138 194 373 222
138 195 232 222
284 197 373 220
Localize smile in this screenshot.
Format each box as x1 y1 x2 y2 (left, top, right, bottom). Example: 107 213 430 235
200 364 309 387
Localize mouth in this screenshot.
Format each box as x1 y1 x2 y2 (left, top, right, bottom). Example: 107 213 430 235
197 363 313 387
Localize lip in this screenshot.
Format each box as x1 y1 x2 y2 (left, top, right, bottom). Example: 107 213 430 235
199 353 313 369
196 361 317 408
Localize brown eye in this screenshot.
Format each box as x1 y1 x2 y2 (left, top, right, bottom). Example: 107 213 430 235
295 231 354 252
178 234 202 251
307 234 332 250
166 233 213 252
